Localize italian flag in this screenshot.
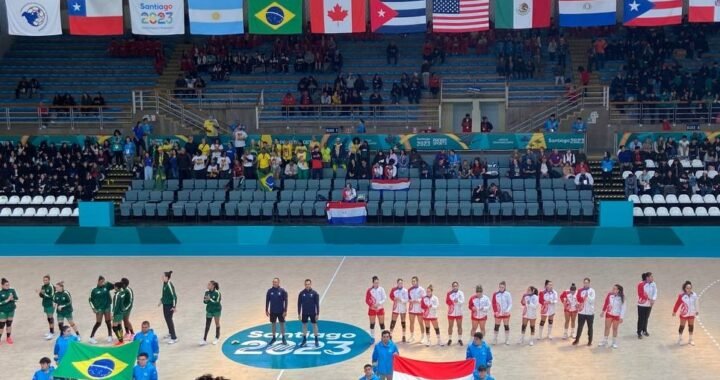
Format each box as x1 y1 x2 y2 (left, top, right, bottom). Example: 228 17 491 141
689 0 720 22
495 0 551 29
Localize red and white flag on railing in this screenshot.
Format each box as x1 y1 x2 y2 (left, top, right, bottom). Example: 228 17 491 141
371 179 411 191
393 356 475 380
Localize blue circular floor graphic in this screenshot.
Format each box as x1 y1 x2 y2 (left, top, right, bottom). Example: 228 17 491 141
222 320 373 369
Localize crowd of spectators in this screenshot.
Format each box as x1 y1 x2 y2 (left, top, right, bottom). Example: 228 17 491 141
108 38 166 75
49 92 106 117
0 139 107 200
14 76 41 99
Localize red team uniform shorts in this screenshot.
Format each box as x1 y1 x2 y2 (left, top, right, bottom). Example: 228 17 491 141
368 308 385 317
448 315 463 321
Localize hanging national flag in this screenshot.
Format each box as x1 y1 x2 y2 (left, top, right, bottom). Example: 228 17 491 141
249 0 302 34
559 0 617 27
393 356 475 380
371 179 411 190
689 0 720 22
370 0 426 33
494 0 550 29
623 0 682 26
326 201 367 224
5 0 62 36
260 173 276 191
67 0 123 35
310 0 366 34
129 0 185 35
54 341 140 380
189 0 244 35
432 0 489 32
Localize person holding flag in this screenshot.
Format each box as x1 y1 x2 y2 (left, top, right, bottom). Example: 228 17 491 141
32 357 55 380
53 326 79 366
637 272 657 339
468 285 491 339
132 353 158 380
538 280 559 340
88 275 114 344
365 276 387 343
37 275 56 340
371 330 399 380
389 278 409 343
446 281 465 346
466 332 493 379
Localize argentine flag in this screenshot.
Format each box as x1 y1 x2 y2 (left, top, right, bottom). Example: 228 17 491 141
189 0 244 35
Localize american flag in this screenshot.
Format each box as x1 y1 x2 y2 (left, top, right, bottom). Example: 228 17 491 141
432 0 489 33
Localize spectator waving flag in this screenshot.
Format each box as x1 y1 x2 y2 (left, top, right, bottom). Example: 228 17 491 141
249 0 302 34
689 0 720 22
6 0 62 36
67 0 123 35
432 0 490 32
188 0 244 35
494 0 550 29
559 0 617 27
54 341 140 380
623 0 682 26
370 0 427 33
393 356 475 380
310 0 366 33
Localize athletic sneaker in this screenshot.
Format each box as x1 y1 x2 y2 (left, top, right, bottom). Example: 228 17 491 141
199 340 207 346
212 339 219 345
6 337 13 344
611 343 618 349
167 339 176 345
269 337 277 345
598 341 607 347
106 336 113 343
89 337 98 344
113 341 125 346
437 337 444 346
447 339 452 346
425 339 430 347
76 336 82 342
689 339 695 346
162 334 172 340
405 336 412 343
281 338 287 345
643 331 650 337
44 333 54 340
562 333 568 340
458 339 463 346
529 340 534 346
677 336 683 345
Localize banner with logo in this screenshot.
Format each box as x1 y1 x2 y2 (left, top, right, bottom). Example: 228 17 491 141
129 0 185 35
6 0 62 36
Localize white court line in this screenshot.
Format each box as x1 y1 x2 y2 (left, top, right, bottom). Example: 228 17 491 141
697 279 720 351
276 256 347 380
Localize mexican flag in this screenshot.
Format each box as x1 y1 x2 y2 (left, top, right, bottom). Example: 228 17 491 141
495 0 551 29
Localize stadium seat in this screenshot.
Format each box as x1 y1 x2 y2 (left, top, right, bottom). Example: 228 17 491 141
0 196 7 205
60 208 72 217
36 207 48 217
665 194 678 204
8 196 20 205
709 207 720 216
669 207 682 217
656 207 670 217
72 208 79 217
120 203 132 217
640 194 653 204
42 195 56 205
696 207 709 217
31 196 43 205
513 202 527 217
678 195 691 204
643 207 657 217
704 194 717 204
0 208 10 217
12 208 23 217
542 201 556 217
633 207 644 217
132 203 145 217
48 208 60 217
22 208 35 217
581 201 594 216
20 196 32 204
652 194 665 204
691 194 704 204
144 203 157 217
682 207 695 217
487 202 501 217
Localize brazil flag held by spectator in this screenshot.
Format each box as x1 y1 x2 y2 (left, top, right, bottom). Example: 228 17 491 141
260 172 275 192
54 340 140 379
249 0 302 34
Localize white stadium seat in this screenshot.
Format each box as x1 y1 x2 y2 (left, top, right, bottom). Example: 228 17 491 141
23 208 36 217
0 196 7 205
678 194 691 204
42 196 56 205
709 207 720 216
11 208 23 217
0 208 11 217
48 208 60 217
35 208 48 217
696 207 709 217
31 196 43 205
19 195 31 204
656 207 670 217
704 194 717 204
643 207 657 217
691 159 704 168
666 194 679 204
71 208 79 217
67 196 75 204
645 159 657 168
59 208 72 217
55 195 68 205
633 207 644 217
682 207 696 217
652 194 666 204
8 196 20 205
691 194 704 204
695 170 706 179
709 170 718 179
680 159 691 168
640 194 653 204
622 171 633 179
628 195 640 204
669 207 682 217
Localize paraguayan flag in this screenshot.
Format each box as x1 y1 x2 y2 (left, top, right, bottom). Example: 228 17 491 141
189 0 244 35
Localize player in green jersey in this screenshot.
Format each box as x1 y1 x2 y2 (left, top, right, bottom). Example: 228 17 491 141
36 274 55 340
88 275 115 344
0 278 19 345
53 281 80 340
200 281 222 346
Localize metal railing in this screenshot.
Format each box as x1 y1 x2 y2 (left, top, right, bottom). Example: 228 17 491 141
132 90 231 134
507 86 608 132
0 105 133 132
167 88 263 111
609 101 720 126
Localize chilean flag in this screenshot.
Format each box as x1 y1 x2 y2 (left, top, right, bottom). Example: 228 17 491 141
310 0 366 33
689 0 720 22
67 0 124 35
371 179 411 190
393 356 475 380
623 0 682 26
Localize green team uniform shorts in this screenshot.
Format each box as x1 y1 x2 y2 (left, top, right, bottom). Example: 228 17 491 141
0 311 15 320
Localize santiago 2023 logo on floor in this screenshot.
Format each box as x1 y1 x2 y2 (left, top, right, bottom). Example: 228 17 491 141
222 320 372 369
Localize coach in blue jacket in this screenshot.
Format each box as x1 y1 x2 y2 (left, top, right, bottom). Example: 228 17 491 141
372 330 399 379
134 321 160 363
466 332 493 379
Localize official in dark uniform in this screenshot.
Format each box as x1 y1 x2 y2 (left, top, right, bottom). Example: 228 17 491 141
298 279 320 347
265 277 288 345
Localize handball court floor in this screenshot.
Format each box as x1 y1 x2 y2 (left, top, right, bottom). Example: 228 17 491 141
2 256 720 380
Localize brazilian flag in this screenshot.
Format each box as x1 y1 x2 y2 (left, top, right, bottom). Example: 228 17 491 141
260 172 275 192
248 0 302 34
55 341 140 379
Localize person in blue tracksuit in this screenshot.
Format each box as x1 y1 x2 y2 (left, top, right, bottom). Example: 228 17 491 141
359 363 380 380
297 279 320 347
466 332 493 379
133 321 159 364
132 353 158 380
32 357 55 380
54 326 79 366
371 330 399 380
476 366 495 380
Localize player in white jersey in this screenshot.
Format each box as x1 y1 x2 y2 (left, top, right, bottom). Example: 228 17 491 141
520 286 539 346
572 277 596 346
538 280 559 340
389 278 409 343
636 271 657 339
445 281 465 346
559 283 578 339
599 284 626 349
491 281 512 345
421 285 444 347
468 285 491 339
673 280 700 346
407 276 426 344
365 276 387 342
390 278 409 343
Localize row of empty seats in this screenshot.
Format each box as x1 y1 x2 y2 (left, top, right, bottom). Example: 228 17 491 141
0 207 78 217
0 195 75 205
633 206 720 217
623 170 718 179
629 194 720 205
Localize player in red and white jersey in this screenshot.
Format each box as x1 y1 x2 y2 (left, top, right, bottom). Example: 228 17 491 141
445 281 465 346
468 285 491 339
520 286 539 346
673 280 700 346
636 271 657 339
491 281 512 345
365 276 387 342
538 280 559 340
389 278 409 343
421 285 443 347
599 284 626 349
559 283 578 339
407 276 426 344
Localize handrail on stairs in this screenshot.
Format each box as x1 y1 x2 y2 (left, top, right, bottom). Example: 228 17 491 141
508 85 608 132
131 89 232 134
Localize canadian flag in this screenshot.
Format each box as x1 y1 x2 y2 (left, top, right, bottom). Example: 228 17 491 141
310 0 366 33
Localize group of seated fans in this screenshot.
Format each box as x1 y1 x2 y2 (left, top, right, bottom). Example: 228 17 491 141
108 37 166 75
50 92 106 116
14 77 41 99
0 140 106 201
622 134 720 197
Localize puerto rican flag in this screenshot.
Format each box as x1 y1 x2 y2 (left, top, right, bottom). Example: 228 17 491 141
326 201 367 224
371 179 411 190
689 0 720 22
393 356 475 380
623 0 682 26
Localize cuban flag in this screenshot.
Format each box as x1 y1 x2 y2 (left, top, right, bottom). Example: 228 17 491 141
326 202 367 224
370 0 427 33
623 0 682 26
393 356 475 380
558 0 616 27
371 179 411 191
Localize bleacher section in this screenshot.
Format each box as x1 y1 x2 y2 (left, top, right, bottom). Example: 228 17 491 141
0 195 78 219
